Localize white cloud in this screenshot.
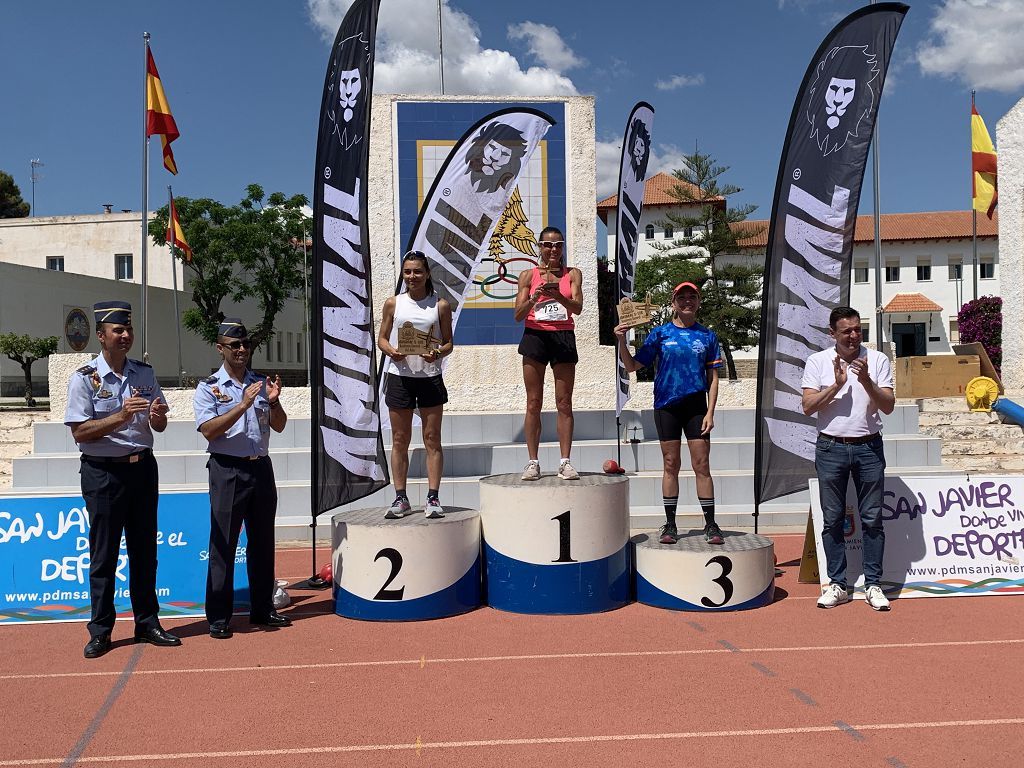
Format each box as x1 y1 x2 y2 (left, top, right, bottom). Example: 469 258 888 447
306 0 578 96
595 139 683 200
507 21 584 72
654 74 705 91
917 0 1024 91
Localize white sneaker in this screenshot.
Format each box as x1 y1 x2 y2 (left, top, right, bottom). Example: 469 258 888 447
816 583 851 609
558 460 580 480
521 461 541 481
864 585 891 611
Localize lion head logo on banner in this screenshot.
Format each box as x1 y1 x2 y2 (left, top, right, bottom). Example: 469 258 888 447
328 33 370 150
465 122 528 193
805 45 879 157
627 117 651 184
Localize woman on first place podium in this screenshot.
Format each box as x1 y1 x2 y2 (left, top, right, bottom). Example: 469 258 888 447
514 226 584 481
378 251 454 519
615 281 724 546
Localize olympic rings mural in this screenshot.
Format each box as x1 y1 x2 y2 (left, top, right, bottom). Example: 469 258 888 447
472 256 539 301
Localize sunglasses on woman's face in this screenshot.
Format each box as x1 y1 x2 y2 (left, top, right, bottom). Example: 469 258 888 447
539 241 565 250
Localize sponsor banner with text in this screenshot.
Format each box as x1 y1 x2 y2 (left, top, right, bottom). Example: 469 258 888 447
0 492 248 624
810 474 1024 598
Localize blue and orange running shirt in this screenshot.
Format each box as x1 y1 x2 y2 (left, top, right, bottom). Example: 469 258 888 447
633 321 723 409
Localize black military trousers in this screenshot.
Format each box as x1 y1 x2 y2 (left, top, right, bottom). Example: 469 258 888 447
205 454 277 624
80 452 161 638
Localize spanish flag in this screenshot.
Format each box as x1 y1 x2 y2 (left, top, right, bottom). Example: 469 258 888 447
146 47 180 175
166 193 192 262
971 105 997 219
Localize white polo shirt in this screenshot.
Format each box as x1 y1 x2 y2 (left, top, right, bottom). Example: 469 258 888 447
801 346 894 438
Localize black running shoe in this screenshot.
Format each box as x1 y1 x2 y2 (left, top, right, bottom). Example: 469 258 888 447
704 522 724 545
659 522 679 544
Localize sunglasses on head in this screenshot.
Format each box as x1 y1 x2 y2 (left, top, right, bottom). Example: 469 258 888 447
222 339 252 350
539 241 565 249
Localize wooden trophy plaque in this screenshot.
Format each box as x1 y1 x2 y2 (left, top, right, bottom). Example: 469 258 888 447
397 322 442 356
616 296 658 328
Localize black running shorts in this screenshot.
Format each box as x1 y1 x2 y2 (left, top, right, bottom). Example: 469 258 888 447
518 327 578 366
384 374 448 410
653 392 710 442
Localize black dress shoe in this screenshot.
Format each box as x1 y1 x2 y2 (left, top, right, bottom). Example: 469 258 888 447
133 626 182 647
249 611 291 628
84 634 112 659
209 622 233 640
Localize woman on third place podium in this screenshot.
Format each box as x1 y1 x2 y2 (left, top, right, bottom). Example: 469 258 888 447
513 226 584 481
614 281 723 546
378 251 454 519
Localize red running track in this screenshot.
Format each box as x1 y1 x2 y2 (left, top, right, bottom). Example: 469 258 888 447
1 534 1022 767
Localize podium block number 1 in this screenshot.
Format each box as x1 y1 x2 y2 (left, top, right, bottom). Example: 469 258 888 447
551 510 577 563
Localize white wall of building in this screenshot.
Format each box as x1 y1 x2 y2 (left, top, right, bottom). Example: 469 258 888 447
0 213 184 291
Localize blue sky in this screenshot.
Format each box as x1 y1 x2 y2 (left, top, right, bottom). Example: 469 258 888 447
2 0 1022 227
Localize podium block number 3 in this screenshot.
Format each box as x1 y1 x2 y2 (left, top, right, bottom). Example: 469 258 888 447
551 511 577 563
701 555 734 608
374 548 406 601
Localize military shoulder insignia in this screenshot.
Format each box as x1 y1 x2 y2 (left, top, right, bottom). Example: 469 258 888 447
76 364 97 376
201 375 218 385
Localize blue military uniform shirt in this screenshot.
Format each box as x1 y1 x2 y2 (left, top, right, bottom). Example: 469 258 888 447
64 356 163 456
194 365 272 457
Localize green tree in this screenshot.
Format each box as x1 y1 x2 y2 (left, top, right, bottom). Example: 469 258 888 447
647 151 766 379
0 171 30 218
150 185 309 348
0 333 59 406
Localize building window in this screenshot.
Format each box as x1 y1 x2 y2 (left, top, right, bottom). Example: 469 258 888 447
46 256 64 271
644 224 655 240
885 262 900 282
286 332 294 363
854 263 868 284
916 260 931 281
276 334 283 363
862 324 870 343
980 259 995 279
663 225 673 239
115 254 133 280
684 226 693 239
297 336 303 364
948 259 962 280
266 336 273 362
950 320 959 344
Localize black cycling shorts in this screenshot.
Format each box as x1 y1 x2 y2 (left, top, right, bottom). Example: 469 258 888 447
518 327 578 366
653 392 710 442
384 374 448 410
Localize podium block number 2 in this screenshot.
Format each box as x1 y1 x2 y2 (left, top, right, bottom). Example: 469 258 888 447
374 548 406 601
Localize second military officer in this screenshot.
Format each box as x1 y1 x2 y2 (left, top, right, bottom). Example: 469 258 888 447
194 318 289 639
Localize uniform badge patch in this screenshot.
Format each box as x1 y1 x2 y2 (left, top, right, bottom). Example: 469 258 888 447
96 389 114 400
210 385 232 403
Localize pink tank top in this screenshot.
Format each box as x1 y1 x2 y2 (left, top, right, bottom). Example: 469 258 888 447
525 268 575 331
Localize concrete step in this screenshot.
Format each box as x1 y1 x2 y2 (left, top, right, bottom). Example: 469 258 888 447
0 442 32 461
11 433 945 489
0 412 41 429
0 426 33 443
940 455 1024 473
30 404 925 454
941 438 1024 456
915 397 973 412
917 411 999 427
919 423 1024 441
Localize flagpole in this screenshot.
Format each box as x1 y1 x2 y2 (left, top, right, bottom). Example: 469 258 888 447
869 2 884 357
141 32 151 362
971 90 979 302
437 0 445 94
168 186 184 387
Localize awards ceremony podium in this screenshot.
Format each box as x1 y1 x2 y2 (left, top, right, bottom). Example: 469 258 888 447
633 531 775 611
479 473 630 614
331 508 482 620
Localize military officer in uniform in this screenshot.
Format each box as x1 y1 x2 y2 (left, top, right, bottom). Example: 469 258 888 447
194 318 290 639
65 301 181 658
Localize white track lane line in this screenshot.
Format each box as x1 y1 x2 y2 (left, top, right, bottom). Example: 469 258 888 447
3 718 1023 765
3 638 1023 681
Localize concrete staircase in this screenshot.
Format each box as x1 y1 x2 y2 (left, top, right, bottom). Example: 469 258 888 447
916 397 1024 473
4 404 955 539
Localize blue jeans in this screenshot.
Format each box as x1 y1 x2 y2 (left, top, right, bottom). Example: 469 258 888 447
815 433 886 590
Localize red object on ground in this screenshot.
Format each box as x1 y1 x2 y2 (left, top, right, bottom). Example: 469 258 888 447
603 459 620 474
318 562 333 583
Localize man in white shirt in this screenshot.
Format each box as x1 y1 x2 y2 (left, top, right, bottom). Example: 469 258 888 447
801 307 895 611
